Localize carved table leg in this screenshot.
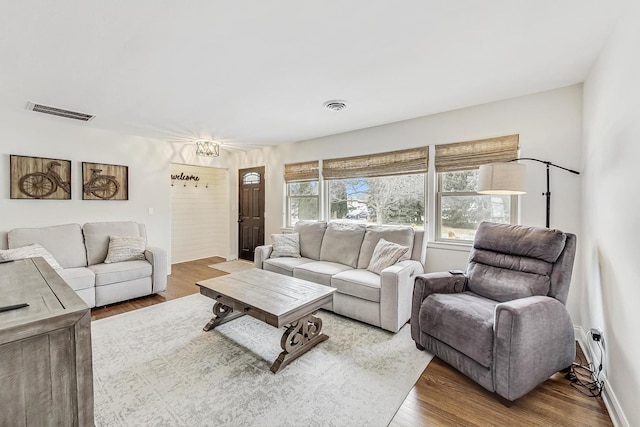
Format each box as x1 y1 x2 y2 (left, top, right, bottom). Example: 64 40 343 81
203 301 245 331
270 313 328 373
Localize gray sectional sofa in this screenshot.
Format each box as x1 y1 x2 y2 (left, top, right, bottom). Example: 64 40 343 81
254 221 425 332
7 221 167 308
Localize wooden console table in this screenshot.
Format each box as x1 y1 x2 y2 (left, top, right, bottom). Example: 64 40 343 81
0 257 94 427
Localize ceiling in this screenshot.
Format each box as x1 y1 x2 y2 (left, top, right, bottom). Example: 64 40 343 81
0 1 626 149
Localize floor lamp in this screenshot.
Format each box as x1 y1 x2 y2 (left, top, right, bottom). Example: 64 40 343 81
477 158 580 228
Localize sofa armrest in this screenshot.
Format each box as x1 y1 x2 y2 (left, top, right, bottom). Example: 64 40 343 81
411 272 467 342
254 245 273 269
145 246 168 293
494 296 575 401
379 260 425 333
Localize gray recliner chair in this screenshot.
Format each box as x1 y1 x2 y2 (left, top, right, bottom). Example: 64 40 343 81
411 222 577 402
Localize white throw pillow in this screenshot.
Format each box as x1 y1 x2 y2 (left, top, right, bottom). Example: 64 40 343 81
270 233 301 258
104 236 146 264
366 238 409 275
0 243 63 271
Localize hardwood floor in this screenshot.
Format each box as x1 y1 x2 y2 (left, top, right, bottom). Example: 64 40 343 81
91 258 613 426
390 352 612 427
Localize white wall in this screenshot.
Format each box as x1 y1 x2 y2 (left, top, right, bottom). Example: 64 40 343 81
582 2 639 425
0 110 171 264
170 163 230 263
0 108 243 272
167 143 240 261
238 84 583 308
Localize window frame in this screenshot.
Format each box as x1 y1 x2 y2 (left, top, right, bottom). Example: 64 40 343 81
324 174 426 229
286 180 320 227
435 170 518 244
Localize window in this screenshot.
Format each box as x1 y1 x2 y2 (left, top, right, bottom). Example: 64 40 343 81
434 134 519 242
324 147 428 229
285 161 319 226
287 181 319 226
242 172 260 185
328 175 425 228
437 170 515 241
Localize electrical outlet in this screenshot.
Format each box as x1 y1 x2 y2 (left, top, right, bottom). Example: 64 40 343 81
590 328 602 342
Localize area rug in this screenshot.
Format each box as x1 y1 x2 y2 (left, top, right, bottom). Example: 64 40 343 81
91 294 433 426
207 260 255 274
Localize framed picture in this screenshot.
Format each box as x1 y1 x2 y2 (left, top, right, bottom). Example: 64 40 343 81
82 162 128 200
10 155 72 200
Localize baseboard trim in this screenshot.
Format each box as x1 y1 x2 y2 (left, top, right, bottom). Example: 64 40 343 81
573 326 630 427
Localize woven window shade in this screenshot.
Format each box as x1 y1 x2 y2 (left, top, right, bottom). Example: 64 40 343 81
435 134 519 172
284 161 319 182
323 147 428 180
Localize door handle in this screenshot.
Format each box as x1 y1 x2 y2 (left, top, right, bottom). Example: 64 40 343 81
237 214 243 223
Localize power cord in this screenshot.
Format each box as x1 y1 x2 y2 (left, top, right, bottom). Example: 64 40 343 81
565 331 604 398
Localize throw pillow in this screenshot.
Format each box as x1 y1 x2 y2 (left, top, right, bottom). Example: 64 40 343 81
270 233 301 258
366 238 409 275
104 236 146 264
0 243 63 271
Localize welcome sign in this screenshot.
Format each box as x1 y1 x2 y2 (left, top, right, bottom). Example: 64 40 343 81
171 172 200 182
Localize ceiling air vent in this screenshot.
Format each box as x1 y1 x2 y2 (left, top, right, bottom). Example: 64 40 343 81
323 100 348 112
26 102 94 121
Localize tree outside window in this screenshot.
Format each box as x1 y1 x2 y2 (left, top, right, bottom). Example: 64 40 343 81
328 175 424 229
438 170 513 241
287 181 319 226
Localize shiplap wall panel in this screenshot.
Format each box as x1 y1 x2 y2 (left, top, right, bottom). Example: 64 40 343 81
170 164 230 263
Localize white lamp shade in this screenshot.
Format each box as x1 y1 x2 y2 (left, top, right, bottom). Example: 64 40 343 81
477 162 527 195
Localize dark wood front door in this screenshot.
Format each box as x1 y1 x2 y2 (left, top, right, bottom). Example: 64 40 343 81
238 166 265 261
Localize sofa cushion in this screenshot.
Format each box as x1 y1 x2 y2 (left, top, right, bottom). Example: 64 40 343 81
319 222 366 268
421 292 498 368
357 225 415 269
83 221 144 266
8 223 87 268
89 260 152 286
366 238 409 275
58 267 95 291
331 269 381 302
294 261 353 286
0 243 63 271
293 221 327 260
263 257 314 276
270 233 301 258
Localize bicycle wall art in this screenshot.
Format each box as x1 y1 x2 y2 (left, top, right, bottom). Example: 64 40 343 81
82 162 128 200
10 155 72 200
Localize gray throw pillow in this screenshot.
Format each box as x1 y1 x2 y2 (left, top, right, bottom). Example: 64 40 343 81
104 236 146 263
366 238 409 275
270 233 301 258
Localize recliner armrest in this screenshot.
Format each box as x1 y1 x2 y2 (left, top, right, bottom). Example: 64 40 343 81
411 272 467 342
494 295 575 401
254 245 273 269
144 246 168 293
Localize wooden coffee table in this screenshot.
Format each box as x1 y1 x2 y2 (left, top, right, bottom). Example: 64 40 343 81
196 268 336 373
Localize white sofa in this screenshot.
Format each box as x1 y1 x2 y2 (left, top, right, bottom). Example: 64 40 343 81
7 221 168 308
254 221 425 332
